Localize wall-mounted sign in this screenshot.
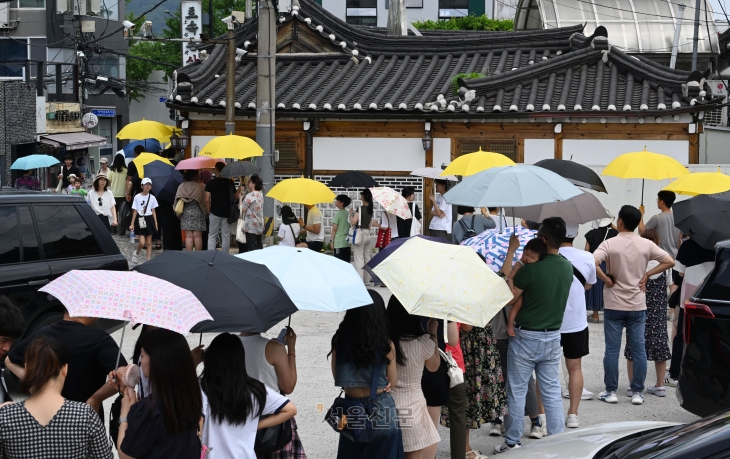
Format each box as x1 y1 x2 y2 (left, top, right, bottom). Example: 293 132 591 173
159 97 168 103
91 109 116 117
181 0 202 65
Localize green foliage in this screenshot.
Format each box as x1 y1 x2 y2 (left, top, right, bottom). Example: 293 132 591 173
412 15 513 32
451 72 486 95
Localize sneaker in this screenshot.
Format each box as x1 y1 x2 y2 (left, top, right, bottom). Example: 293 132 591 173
540 414 547 436
582 388 595 400
494 442 521 454
665 373 678 387
566 413 580 428
489 422 504 436
631 393 645 405
599 391 618 403
528 424 544 439
626 388 634 397
647 385 666 397
467 450 488 459
131 251 139 265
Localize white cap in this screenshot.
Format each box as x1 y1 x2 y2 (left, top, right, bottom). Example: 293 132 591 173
141 177 152 185
565 222 580 239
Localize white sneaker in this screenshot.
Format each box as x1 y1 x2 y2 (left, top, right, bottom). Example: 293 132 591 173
494 442 521 454
582 388 594 400
528 424 544 439
467 450 488 459
665 373 678 387
489 422 504 436
131 251 139 265
566 413 580 428
647 385 666 397
631 393 645 405
599 391 618 403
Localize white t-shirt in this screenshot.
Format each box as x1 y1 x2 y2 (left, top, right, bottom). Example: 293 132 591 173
379 211 399 238
429 195 452 233
305 206 324 242
277 222 301 247
131 193 158 216
89 189 116 224
559 246 597 334
201 385 289 459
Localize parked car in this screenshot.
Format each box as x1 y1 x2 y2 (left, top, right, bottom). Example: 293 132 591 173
677 240 730 418
0 190 128 338
514 408 730 458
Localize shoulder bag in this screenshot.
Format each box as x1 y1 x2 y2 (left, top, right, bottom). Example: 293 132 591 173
438 348 464 388
324 358 385 443
347 207 366 246
174 199 185 217
255 415 292 453
137 200 149 229
235 193 246 244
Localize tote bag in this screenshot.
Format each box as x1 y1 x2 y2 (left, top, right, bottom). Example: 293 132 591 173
235 194 246 243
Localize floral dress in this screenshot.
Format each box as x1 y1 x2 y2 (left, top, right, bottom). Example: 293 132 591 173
241 190 264 235
441 326 507 429
625 271 671 362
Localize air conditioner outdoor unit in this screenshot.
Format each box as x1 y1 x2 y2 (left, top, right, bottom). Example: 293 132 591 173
70 0 99 15
57 0 73 14
73 0 86 16
0 2 10 28
705 80 728 128
87 0 100 15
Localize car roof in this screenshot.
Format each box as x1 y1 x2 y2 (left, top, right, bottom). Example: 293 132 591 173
0 189 85 204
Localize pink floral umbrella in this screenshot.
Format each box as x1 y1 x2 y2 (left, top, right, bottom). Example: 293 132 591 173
175 156 226 170
370 187 412 219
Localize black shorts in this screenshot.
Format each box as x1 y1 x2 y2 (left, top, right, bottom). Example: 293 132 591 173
561 326 589 359
134 215 157 236
306 240 324 252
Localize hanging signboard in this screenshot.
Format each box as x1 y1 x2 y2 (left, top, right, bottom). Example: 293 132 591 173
181 0 203 65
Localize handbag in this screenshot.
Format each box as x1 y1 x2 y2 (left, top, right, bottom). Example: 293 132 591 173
254 416 293 453
137 199 149 229
235 194 247 243
409 217 421 237
227 182 240 224
347 208 366 246
438 348 464 388
375 219 391 249
324 359 385 443
174 199 185 217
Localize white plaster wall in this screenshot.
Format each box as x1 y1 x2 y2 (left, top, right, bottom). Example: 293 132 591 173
190 135 215 156
433 137 451 169
313 137 427 170
524 138 553 164
563 139 690 165
700 127 730 164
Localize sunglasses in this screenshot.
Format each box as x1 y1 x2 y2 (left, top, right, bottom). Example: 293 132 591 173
98 197 103 206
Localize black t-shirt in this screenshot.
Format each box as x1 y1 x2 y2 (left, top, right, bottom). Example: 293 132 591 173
1 367 11 403
8 321 127 406
127 162 142 197
585 226 619 253
61 165 81 188
205 177 235 218
396 203 422 238
121 398 198 459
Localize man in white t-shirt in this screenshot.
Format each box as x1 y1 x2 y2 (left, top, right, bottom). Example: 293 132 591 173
558 222 597 429
299 204 324 252
429 179 452 242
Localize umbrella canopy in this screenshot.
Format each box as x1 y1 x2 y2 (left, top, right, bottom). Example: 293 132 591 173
132 153 173 177
117 119 172 143
504 190 610 224
175 156 225 171
664 167 730 196
411 167 458 181
238 246 372 312
373 237 513 327
142 161 183 203
40 270 211 334
370 187 412 218
461 225 538 272
534 159 607 193
673 191 730 250
267 177 335 205
602 150 689 180
365 235 450 277
219 160 260 178
199 133 264 160
441 148 515 177
444 165 582 208
123 139 162 158
134 250 297 333
10 154 60 170
328 171 378 188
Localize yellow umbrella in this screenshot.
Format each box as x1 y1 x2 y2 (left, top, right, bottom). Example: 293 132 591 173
373 237 513 332
602 148 689 205
199 133 264 160
132 153 173 178
664 167 730 196
441 147 515 177
116 119 172 142
266 177 335 205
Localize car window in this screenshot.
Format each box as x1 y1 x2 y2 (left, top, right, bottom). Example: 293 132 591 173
19 206 40 262
0 206 20 264
696 247 730 302
33 205 102 260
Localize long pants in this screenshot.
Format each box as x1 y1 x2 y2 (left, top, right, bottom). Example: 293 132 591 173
496 339 539 418
208 215 230 253
334 246 351 263
669 307 685 379
352 235 372 282
604 309 647 393
97 213 111 232
504 329 564 446
246 233 263 251
447 382 467 458
430 229 451 243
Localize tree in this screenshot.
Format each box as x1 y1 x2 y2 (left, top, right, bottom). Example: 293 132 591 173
412 15 513 31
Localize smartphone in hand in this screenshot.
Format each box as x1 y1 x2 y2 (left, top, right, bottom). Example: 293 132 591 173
276 327 288 344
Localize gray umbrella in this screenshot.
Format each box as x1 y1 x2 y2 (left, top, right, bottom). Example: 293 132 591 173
504 190 610 224
219 160 260 178
674 191 730 250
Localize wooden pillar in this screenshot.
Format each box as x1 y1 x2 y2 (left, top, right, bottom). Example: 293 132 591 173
423 143 433 236
516 138 525 163
689 132 699 164
554 132 563 160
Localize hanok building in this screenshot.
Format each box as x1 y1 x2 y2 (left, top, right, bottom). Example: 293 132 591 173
167 0 720 228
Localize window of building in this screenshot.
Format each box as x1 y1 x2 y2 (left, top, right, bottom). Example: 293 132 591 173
11 0 44 8
0 38 26 78
19 206 40 262
455 140 517 162
0 206 20 264
439 0 468 19
46 47 76 95
33 205 102 260
275 138 303 170
99 0 118 20
87 54 120 95
346 0 376 26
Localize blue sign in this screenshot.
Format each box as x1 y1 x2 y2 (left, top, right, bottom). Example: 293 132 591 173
91 109 116 117
159 97 168 103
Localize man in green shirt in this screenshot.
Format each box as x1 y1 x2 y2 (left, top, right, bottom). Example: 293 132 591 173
496 217 573 454
331 194 352 263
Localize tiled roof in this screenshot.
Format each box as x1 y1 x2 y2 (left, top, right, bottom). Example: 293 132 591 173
169 0 718 118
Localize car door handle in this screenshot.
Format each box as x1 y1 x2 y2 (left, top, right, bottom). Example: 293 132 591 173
27 279 50 286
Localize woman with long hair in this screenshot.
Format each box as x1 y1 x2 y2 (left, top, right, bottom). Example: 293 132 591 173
201 333 297 458
278 205 301 247
0 336 112 458
386 297 440 459
329 290 403 459
88 173 118 233
241 175 265 251
175 169 209 251
108 153 128 212
350 189 378 283
117 329 201 459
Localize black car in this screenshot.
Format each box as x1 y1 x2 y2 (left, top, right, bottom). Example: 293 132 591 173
677 240 730 418
0 190 128 337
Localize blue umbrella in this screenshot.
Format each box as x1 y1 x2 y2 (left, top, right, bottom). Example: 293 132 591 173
238 246 372 313
123 139 162 158
364 235 449 278
142 161 182 204
10 154 60 170
461 226 537 273
443 165 582 208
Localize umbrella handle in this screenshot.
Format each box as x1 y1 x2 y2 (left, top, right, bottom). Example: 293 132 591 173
288 315 292 327
641 179 644 207
199 333 203 347
113 322 128 380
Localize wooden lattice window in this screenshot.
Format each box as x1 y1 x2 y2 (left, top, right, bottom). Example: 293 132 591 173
454 140 517 162
275 138 303 171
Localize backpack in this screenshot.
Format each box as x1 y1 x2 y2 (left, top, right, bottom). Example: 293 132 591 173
458 215 478 242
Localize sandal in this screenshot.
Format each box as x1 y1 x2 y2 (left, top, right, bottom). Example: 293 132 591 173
587 317 601 323
155 243 161 250
467 450 488 459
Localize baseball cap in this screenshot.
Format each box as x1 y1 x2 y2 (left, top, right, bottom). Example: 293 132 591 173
67 174 77 179
565 222 580 239
141 177 152 185
100 157 108 164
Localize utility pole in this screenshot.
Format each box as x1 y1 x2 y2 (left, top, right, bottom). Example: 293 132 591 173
387 0 407 36
225 18 236 135
670 3 686 69
691 0 701 70
257 0 276 222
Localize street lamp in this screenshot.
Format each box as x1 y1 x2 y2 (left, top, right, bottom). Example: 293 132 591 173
170 130 190 150
421 130 433 151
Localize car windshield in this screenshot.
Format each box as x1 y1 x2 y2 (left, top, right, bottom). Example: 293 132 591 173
617 411 730 459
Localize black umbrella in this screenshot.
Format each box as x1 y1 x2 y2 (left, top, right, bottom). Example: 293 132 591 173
219 160 260 178
534 159 607 193
143 161 183 204
133 250 297 333
328 170 378 188
674 191 730 250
